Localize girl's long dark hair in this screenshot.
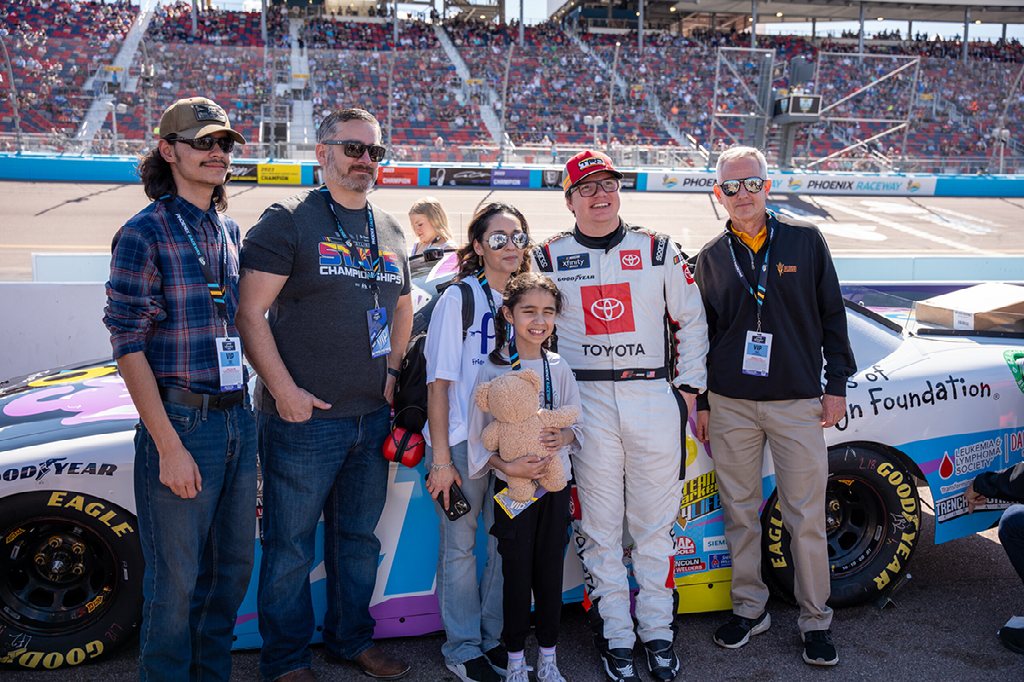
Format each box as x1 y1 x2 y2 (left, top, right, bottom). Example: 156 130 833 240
455 202 533 282
489 272 565 367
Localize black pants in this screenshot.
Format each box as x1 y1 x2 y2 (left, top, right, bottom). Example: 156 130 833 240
490 483 572 652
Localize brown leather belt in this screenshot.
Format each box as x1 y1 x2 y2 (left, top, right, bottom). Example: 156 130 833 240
159 386 244 411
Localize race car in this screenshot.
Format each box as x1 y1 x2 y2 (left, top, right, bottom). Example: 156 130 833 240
1 256 1022 670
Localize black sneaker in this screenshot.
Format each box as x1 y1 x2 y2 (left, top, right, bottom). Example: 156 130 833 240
802 629 839 666
600 647 641 682
643 639 680 681
998 616 1024 654
484 645 509 677
446 656 502 682
714 611 771 649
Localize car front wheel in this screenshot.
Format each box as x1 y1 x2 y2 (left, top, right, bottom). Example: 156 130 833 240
761 444 922 608
0 491 144 670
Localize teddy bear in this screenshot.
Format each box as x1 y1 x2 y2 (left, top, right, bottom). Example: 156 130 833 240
475 368 579 503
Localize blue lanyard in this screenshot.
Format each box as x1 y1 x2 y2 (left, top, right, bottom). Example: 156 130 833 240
510 340 553 410
727 223 773 332
164 197 229 330
318 186 381 294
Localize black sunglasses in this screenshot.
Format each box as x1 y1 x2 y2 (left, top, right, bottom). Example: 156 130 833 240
485 232 530 250
168 136 235 153
717 177 766 196
322 140 387 162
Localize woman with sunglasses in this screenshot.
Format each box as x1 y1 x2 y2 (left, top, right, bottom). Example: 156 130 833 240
423 203 533 682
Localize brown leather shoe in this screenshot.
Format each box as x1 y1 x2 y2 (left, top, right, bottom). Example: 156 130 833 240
274 669 318 682
350 645 411 680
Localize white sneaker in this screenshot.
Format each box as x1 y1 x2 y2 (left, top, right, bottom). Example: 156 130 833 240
506 659 530 682
537 653 566 682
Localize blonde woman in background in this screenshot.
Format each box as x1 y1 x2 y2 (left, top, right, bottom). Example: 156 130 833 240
409 196 458 257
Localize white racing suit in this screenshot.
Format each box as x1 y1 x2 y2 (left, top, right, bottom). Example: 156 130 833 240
534 223 708 651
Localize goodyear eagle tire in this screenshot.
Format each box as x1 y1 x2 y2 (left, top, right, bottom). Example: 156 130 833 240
0 491 144 670
760 444 922 608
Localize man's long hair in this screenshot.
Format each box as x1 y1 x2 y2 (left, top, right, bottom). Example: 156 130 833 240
138 146 228 212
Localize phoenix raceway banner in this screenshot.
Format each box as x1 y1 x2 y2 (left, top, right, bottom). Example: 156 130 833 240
645 171 939 196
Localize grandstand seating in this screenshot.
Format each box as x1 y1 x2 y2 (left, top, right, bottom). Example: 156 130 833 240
0 0 136 133
0 4 1019 168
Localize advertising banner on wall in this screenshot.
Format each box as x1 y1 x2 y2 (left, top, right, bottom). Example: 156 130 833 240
490 168 530 187
645 171 938 196
428 167 492 186
378 166 419 186
228 162 258 183
258 164 303 185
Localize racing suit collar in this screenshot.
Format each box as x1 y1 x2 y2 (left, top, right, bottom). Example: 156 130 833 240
573 220 626 252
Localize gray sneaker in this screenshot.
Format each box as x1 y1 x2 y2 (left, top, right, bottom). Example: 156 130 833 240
537 652 566 682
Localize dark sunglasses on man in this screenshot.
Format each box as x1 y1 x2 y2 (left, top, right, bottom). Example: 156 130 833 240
168 136 235 154
485 232 531 250
570 177 621 198
322 140 387 162
717 177 766 196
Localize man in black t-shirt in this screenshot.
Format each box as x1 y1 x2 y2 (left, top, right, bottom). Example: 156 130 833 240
237 109 413 682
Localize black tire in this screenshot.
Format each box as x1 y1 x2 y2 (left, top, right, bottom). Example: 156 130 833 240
0 491 144 670
761 444 922 608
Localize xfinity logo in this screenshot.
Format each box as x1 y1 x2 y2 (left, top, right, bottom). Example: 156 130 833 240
590 298 625 321
558 253 590 271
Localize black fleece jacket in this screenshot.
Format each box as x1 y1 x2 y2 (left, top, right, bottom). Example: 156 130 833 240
974 462 1024 502
694 210 856 409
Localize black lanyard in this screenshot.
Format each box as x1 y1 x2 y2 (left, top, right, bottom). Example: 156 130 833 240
166 198 229 331
727 222 774 333
510 340 553 410
318 186 381 295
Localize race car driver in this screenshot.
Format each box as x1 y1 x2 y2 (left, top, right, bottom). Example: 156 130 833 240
533 150 708 682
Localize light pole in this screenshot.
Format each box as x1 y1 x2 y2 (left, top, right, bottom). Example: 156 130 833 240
105 101 127 155
0 35 22 153
138 40 155 147
583 114 604 148
605 41 620 152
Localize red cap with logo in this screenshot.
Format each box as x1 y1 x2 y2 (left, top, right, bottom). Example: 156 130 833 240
563 150 624 194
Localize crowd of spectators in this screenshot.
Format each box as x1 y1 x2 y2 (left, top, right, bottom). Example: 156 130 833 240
145 1 288 47
0 0 136 133
302 17 437 51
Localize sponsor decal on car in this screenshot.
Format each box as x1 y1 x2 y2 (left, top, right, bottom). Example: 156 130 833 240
937 438 1003 480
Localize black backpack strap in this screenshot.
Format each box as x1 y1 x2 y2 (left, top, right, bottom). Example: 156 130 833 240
455 280 475 341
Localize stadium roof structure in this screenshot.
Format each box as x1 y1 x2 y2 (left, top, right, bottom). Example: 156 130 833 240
552 0 1024 32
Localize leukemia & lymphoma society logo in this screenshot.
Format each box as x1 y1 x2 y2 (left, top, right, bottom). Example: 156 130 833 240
581 283 635 336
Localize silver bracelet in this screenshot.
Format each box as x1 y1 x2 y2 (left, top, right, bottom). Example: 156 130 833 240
430 461 454 472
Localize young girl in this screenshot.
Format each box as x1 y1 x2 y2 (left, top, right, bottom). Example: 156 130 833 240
409 196 457 257
468 273 584 682
424 203 533 682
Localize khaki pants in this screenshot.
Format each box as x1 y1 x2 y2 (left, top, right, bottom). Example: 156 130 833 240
707 392 833 633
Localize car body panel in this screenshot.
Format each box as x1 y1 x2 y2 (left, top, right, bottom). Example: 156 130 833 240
2 275 1023 650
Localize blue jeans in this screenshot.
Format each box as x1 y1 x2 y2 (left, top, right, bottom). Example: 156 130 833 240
426 441 503 666
135 400 257 682
999 504 1024 588
257 405 390 680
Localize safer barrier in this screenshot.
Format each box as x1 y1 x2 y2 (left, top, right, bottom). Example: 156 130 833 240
3 153 1024 197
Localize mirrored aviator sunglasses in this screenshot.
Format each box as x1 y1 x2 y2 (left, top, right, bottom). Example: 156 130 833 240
323 140 387 162
486 232 531 250
169 136 235 153
718 177 765 196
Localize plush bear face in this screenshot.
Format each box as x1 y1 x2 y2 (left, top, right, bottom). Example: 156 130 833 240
478 369 542 424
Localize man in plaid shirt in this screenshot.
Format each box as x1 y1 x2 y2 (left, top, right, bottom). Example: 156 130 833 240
104 97 255 682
